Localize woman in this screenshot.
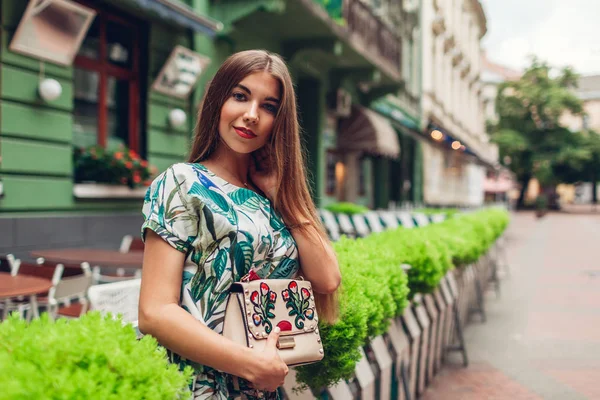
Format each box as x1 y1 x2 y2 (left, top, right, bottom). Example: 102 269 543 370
139 50 341 400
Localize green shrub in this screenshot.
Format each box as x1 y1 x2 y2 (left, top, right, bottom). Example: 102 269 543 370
0 312 193 399
324 202 369 215
296 207 509 391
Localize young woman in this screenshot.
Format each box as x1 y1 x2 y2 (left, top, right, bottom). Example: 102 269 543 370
139 50 341 399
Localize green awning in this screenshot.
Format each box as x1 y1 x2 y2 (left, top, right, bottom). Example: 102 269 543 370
371 98 420 132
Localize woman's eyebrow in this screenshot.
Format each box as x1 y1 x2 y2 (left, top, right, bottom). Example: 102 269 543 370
235 84 280 104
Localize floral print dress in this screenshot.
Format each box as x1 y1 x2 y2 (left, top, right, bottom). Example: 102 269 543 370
142 163 299 400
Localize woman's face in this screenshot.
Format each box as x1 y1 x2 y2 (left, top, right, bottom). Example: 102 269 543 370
218 71 281 155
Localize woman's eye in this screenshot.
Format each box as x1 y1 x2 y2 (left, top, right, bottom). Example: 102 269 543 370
232 92 246 101
263 103 278 114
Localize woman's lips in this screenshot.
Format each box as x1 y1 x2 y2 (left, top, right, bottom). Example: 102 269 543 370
234 127 257 139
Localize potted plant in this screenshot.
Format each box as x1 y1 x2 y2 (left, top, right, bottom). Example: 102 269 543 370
73 145 158 199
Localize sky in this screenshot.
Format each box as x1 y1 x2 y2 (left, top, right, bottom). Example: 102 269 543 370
480 0 600 76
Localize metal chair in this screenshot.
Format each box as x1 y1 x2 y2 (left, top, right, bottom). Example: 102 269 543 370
88 278 142 335
48 263 93 320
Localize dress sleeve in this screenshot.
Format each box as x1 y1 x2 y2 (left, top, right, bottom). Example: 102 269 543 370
141 164 201 254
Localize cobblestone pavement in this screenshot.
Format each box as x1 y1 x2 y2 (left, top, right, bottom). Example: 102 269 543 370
421 212 600 400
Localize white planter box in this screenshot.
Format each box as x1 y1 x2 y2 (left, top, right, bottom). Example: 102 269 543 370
73 183 148 199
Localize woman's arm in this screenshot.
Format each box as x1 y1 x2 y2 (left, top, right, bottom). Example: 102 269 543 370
138 230 288 391
288 226 341 294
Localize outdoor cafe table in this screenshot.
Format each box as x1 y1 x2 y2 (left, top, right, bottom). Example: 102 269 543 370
30 249 144 269
0 272 53 319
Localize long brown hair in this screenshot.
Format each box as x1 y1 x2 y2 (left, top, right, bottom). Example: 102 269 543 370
188 50 338 323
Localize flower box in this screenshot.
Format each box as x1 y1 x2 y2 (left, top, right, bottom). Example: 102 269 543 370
73 183 148 199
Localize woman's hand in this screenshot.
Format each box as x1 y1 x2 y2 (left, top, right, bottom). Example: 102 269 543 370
244 327 288 392
249 146 278 201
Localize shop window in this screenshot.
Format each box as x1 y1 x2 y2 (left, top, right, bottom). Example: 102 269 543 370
73 1 143 152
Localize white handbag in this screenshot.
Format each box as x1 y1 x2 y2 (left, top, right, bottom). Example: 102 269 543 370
223 278 324 366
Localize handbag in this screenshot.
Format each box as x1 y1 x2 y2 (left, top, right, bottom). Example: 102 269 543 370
222 275 324 366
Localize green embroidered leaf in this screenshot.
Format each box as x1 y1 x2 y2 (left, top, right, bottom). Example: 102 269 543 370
269 210 285 231
213 249 228 280
267 312 275 319
230 189 262 211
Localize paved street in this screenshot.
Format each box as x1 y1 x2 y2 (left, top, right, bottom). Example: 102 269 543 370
422 212 600 400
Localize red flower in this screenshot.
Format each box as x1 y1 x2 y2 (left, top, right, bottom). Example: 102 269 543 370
250 291 259 304
269 291 276 302
133 174 142 184
289 281 298 293
252 314 262 326
277 321 292 331
141 160 148 168
282 290 290 301
305 308 314 319
114 152 123 160
301 288 310 300
125 162 133 169
260 282 269 296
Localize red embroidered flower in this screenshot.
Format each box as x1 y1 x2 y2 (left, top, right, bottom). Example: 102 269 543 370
305 308 314 320
301 288 311 300
252 314 262 326
269 291 277 302
277 321 292 331
250 291 259 305
282 290 290 301
260 282 269 296
289 281 298 293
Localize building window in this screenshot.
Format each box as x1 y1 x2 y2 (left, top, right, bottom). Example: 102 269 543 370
73 1 142 151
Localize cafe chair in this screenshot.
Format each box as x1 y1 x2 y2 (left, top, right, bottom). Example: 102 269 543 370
88 278 142 337
1 257 64 321
48 263 93 320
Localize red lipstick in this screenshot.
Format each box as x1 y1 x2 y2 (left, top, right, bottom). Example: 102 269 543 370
234 126 257 139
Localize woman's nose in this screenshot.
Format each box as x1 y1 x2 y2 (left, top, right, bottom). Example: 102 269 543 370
243 102 259 124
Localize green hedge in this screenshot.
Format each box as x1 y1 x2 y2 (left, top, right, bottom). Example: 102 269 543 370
0 313 192 399
324 202 369 215
297 208 509 390
0 209 509 397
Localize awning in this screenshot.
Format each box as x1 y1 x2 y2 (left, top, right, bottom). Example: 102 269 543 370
338 105 400 158
371 97 420 131
126 0 223 36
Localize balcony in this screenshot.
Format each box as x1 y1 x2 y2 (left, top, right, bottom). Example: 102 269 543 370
343 0 401 72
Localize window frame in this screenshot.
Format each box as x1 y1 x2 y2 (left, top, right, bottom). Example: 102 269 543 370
73 0 141 151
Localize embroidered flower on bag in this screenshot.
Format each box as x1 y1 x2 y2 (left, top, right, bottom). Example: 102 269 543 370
250 282 277 333
282 281 314 329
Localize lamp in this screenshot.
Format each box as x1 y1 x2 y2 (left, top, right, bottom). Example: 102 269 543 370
39 78 62 101
168 108 187 128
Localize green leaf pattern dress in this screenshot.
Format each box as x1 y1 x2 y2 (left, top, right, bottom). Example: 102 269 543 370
142 163 299 399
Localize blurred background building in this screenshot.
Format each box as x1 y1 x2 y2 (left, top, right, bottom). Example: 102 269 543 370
0 0 500 254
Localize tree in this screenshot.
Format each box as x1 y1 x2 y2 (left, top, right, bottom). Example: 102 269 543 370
490 58 584 208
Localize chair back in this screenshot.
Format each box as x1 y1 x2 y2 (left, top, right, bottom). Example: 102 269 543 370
17 261 62 281
52 264 93 303
120 235 145 253
88 278 141 324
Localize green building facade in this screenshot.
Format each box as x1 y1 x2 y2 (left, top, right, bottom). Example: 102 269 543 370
0 0 423 254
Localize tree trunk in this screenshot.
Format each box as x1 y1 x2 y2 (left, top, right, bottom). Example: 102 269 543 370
517 175 531 209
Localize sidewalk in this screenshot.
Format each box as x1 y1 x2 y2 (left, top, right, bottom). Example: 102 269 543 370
421 212 600 400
